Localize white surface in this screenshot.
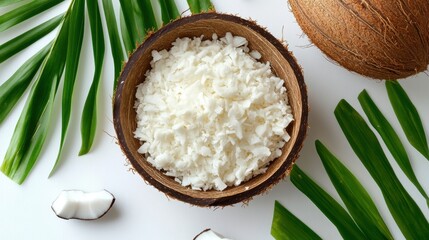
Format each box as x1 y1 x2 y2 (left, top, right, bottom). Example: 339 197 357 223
0 1 428 240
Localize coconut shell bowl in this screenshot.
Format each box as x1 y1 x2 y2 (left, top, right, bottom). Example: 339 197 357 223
113 13 308 207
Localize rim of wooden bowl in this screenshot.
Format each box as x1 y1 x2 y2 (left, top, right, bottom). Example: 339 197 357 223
113 12 308 207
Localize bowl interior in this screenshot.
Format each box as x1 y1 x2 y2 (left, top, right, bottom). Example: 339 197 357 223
114 13 307 206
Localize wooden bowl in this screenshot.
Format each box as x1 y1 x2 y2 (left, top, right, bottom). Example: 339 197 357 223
113 13 308 207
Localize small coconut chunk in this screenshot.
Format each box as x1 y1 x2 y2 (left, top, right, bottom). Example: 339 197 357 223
249 50 261 59
194 229 233 240
51 190 115 220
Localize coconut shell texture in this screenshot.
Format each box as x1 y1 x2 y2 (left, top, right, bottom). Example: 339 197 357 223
289 0 429 80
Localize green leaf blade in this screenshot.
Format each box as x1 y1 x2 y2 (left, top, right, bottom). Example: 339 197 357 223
138 0 158 31
129 0 146 43
0 43 52 124
79 0 105 156
386 80 429 160
12 83 56 184
119 0 158 49
316 140 393 240
0 14 63 64
119 7 133 55
1 1 70 183
198 0 214 12
119 0 140 46
334 99 429 239
271 201 322 240
187 0 214 14
186 0 200 14
290 165 367 240
158 0 180 25
0 0 64 32
50 0 85 176
0 0 28 7
358 90 429 202
101 0 125 90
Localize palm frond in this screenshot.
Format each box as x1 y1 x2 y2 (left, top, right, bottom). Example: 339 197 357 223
274 82 429 239
79 0 105 156
271 201 322 240
119 7 133 55
358 89 428 203
0 0 215 183
316 140 393 240
0 14 63 64
0 0 64 32
187 0 215 14
101 0 126 90
334 97 429 239
119 0 141 46
137 0 157 31
290 166 367 239
158 0 180 25
386 80 429 160
0 5 70 183
50 0 85 175
335 99 429 239
0 43 52 124
0 0 29 7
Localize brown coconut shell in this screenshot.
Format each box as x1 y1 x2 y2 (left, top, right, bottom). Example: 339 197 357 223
113 13 308 207
289 0 429 80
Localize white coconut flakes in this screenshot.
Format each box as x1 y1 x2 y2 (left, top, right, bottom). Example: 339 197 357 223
134 32 293 191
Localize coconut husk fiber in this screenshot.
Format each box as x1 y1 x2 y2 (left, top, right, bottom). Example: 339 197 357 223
289 0 429 80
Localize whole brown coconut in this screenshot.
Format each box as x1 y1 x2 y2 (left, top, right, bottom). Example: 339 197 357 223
289 0 429 80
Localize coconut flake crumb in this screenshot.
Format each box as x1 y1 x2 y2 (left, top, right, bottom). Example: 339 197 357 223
134 33 293 191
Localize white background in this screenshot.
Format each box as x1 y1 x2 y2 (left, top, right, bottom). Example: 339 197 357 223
1 1 429 239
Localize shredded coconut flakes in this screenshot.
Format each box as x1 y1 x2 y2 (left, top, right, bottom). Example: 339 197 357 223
134 32 293 191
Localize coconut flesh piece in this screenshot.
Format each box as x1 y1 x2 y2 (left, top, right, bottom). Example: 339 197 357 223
51 190 115 220
194 229 232 240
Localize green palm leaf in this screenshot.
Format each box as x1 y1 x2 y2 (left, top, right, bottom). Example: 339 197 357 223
11 82 56 183
316 140 393 240
187 0 214 14
101 0 126 90
129 0 146 42
335 99 429 239
119 0 159 51
119 7 133 55
158 0 180 25
0 0 64 32
1 0 216 183
0 43 52 124
79 0 105 156
386 80 429 160
1 9 70 183
136 0 158 31
0 14 63 64
290 165 367 240
119 0 141 46
358 90 429 204
50 0 85 175
271 201 322 240
0 0 28 7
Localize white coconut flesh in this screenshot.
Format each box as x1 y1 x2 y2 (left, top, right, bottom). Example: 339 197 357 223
51 190 115 220
135 32 293 191
194 229 232 240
